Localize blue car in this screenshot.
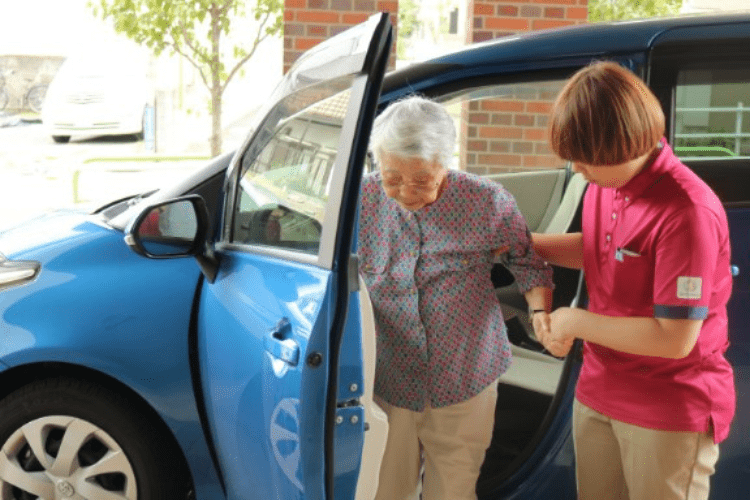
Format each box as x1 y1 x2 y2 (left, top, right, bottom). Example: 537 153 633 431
1 12 748 500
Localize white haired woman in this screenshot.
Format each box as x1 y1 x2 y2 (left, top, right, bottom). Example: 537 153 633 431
358 95 554 500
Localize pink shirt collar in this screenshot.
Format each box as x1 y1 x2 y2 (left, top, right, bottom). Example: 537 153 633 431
617 138 670 201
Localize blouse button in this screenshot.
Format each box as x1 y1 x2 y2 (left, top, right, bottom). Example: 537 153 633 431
612 212 617 220
606 234 612 242
625 196 630 203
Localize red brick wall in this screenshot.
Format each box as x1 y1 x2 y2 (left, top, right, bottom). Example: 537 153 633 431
461 95 559 175
470 0 588 42
283 0 398 73
462 0 588 175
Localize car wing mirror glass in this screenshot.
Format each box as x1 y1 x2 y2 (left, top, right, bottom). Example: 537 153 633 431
125 195 208 258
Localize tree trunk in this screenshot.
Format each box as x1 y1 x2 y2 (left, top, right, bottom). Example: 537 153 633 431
211 89 222 157
210 5 222 157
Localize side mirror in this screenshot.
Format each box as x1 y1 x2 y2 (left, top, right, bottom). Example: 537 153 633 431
125 195 219 281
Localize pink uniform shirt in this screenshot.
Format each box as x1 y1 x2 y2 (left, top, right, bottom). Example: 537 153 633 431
577 140 736 442
358 170 553 411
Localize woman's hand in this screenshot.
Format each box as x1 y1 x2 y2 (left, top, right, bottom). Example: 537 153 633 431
541 307 577 357
531 311 552 344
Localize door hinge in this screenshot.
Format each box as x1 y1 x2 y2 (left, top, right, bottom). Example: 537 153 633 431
348 253 360 292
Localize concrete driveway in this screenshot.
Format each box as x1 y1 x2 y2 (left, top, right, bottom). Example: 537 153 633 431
0 110 252 231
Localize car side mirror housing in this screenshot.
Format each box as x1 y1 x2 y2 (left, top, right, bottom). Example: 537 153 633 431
124 195 219 282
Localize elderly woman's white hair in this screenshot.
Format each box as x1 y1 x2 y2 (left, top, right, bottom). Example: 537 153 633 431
369 95 456 169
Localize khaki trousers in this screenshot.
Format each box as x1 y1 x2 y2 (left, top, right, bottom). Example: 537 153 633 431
373 382 498 500
573 399 720 500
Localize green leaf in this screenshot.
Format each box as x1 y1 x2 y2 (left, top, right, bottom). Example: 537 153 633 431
589 0 683 22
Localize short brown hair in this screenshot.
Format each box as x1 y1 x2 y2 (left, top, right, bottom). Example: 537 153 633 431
549 61 664 166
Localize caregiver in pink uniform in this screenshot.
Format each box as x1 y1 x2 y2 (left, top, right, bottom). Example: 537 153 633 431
534 61 736 500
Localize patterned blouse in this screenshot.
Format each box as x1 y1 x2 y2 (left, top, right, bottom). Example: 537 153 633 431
358 170 553 411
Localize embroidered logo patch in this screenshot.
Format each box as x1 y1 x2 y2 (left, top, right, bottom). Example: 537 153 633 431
677 276 702 300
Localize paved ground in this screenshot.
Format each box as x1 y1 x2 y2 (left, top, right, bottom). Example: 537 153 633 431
0 110 253 232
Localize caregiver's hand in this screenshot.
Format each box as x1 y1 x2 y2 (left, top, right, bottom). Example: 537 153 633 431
531 310 552 344
542 308 577 358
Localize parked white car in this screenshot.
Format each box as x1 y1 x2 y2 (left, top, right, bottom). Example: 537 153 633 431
42 47 151 143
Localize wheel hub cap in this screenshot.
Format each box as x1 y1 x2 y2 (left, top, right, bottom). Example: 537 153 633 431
0 415 138 500
56 480 75 497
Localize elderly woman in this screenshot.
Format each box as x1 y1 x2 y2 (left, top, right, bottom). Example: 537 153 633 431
358 95 554 500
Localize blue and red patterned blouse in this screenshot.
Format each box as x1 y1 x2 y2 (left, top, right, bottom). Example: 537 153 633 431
358 170 553 411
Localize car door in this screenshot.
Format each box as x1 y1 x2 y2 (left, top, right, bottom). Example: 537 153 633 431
649 24 750 498
195 13 392 500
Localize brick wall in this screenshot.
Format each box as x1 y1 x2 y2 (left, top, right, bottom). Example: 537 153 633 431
470 0 588 42
462 0 588 175
283 0 398 73
461 91 560 175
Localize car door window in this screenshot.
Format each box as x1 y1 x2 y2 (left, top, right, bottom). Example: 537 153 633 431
650 41 750 204
674 67 750 160
230 87 352 255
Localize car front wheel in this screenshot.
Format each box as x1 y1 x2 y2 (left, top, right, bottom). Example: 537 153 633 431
0 378 189 500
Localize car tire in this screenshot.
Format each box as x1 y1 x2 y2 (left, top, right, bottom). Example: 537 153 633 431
0 378 190 500
52 135 70 144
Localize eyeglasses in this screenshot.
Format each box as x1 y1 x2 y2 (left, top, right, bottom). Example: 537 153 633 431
381 176 441 193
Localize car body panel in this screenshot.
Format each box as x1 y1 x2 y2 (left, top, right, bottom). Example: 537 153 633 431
711 205 750 498
0 214 224 499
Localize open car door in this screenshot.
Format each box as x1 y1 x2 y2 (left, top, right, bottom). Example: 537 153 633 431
195 13 392 500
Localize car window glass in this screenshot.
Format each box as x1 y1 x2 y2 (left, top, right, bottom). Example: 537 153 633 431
231 83 352 255
674 68 750 160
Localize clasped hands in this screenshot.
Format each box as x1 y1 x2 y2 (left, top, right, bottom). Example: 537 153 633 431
531 307 578 358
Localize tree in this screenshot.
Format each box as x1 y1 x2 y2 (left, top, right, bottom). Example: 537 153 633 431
397 0 421 60
588 0 683 22
90 0 283 156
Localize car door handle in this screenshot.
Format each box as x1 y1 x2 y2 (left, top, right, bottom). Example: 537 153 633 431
264 317 300 366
